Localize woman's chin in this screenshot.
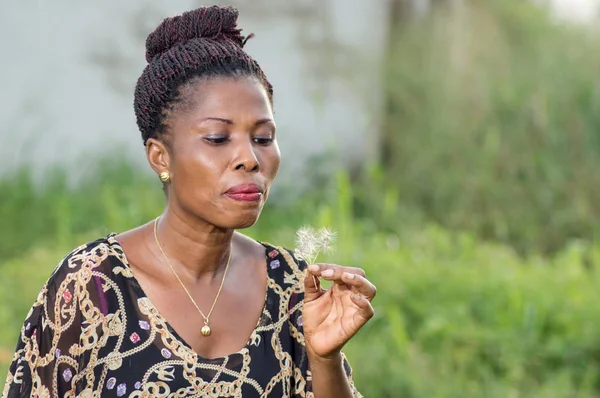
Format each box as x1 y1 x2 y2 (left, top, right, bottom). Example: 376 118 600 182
226 210 262 230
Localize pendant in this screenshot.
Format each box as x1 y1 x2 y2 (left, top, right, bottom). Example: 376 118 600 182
201 324 211 337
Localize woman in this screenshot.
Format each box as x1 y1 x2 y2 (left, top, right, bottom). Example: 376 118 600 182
3 5 376 397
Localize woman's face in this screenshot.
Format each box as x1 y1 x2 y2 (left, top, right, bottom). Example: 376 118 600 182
147 76 280 229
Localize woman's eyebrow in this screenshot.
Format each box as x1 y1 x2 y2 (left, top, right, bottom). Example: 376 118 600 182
199 117 233 125
199 117 274 126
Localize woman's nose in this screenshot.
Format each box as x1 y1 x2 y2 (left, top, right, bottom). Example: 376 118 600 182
234 141 260 172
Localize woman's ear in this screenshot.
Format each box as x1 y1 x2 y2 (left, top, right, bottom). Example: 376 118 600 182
146 138 171 177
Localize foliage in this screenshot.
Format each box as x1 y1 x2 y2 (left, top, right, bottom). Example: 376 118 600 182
0 161 165 261
383 0 600 255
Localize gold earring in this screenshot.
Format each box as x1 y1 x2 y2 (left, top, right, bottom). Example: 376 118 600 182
159 172 170 182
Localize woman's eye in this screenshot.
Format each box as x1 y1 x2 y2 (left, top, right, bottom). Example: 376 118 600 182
254 137 274 145
204 136 229 145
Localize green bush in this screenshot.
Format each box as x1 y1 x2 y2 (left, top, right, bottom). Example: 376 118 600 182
382 0 600 255
0 161 165 261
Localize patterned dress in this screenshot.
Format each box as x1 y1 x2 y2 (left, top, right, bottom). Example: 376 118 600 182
2 235 361 397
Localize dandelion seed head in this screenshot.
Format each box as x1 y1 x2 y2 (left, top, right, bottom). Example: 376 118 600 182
317 227 337 254
295 226 319 262
294 225 337 263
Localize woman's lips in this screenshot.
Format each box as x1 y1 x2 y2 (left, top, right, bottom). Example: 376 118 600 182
224 184 263 202
225 192 263 202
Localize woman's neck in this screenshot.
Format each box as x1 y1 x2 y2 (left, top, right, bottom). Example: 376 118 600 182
153 209 234 282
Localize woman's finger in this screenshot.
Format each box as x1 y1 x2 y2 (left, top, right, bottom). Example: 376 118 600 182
304 265 325 303
350 293 375 321
312 264 376 298
340 272 377 300
316 265 346 285
309 263 366 278
308 264 367 285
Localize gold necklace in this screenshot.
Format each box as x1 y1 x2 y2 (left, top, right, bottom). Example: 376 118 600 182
153 217 231 337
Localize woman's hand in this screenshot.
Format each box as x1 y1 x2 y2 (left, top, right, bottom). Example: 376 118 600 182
302 263 377 361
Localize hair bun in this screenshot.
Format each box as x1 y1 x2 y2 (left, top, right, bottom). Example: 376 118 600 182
145 5 247 63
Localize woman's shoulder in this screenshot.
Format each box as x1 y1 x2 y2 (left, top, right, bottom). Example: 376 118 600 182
234 232 307 283
260 241 309 289
18 235 129 337
46 234 129 288
262 241 306 269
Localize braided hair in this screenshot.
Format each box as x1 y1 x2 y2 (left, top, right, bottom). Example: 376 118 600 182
133 5 273 146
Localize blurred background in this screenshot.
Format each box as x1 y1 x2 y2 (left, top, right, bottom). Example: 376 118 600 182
2 0 600 396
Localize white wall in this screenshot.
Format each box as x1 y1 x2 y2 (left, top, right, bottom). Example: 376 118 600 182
0 0 390 192
544 0 599 23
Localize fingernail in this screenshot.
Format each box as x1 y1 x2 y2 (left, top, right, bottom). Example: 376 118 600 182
308 264 320 272
321 269 334 278
343 272 355 280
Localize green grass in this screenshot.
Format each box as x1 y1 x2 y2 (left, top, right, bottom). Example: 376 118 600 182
1 163 600 397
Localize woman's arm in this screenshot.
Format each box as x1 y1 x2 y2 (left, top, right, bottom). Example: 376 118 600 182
3 254 85 398
301 263 377 398
4 286 79 397
308 352 357 398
